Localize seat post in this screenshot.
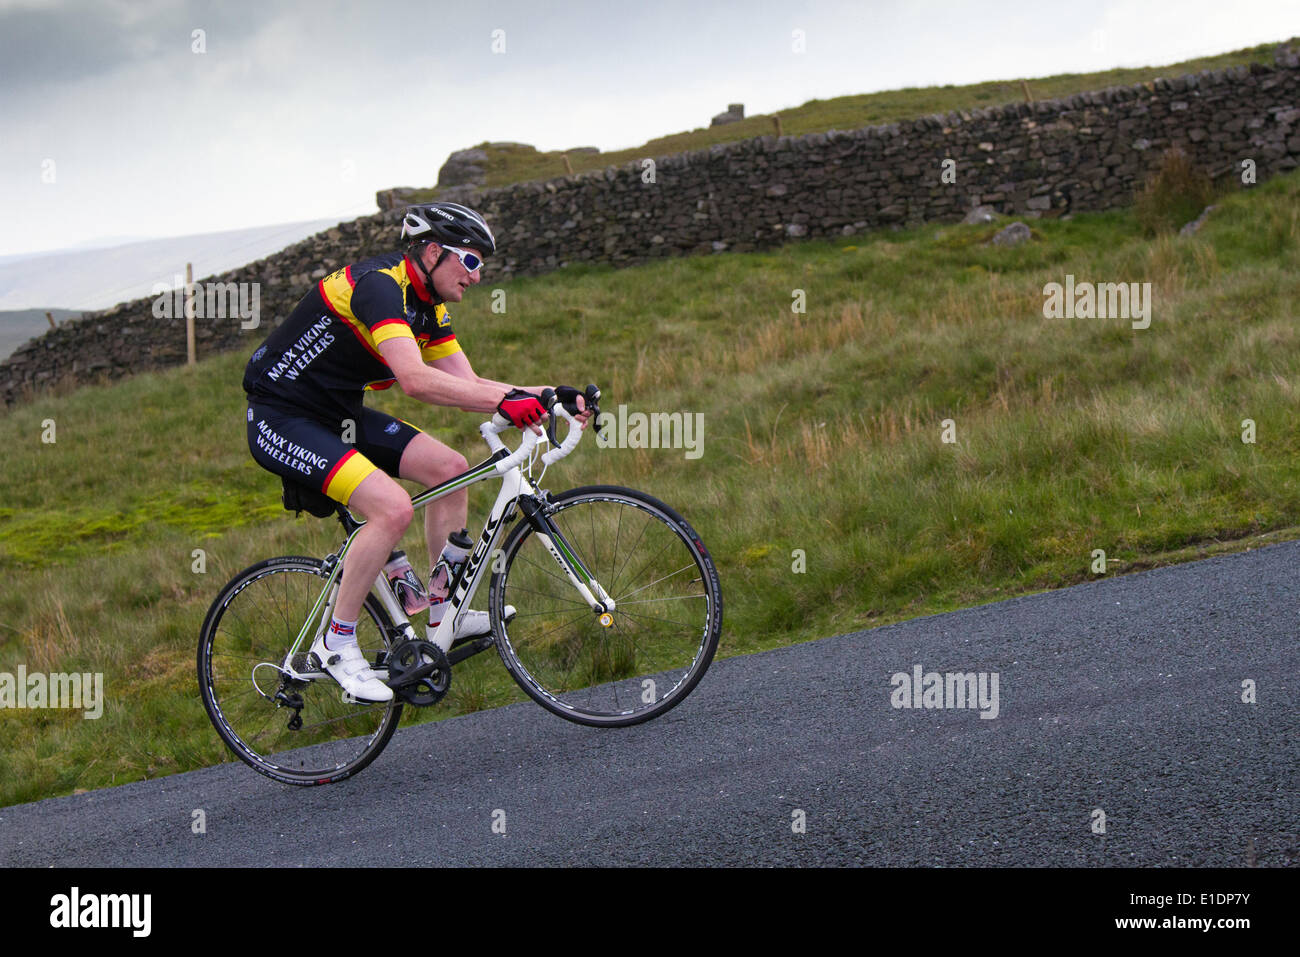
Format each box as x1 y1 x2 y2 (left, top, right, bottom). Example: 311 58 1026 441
335 505 362 535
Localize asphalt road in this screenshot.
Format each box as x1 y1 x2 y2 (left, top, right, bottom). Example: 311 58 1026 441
1 540 1295 866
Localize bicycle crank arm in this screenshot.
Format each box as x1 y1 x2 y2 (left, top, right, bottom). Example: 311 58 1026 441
385 661 437 689
447 634 495 666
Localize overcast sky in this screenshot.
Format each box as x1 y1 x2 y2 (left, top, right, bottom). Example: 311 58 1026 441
3 0 1298 259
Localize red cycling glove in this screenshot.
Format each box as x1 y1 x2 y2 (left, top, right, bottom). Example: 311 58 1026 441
497 389 546 429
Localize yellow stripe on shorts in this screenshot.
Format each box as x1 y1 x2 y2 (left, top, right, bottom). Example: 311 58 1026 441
322 449 376 504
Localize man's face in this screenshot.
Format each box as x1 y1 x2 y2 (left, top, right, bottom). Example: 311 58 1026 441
420 242 484 303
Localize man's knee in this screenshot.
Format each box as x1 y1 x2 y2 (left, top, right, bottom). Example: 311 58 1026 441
401 434 467 485
444 449 469 477
349 472 413 533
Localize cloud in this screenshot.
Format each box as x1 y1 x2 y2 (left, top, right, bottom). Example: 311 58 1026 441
0 0 270 89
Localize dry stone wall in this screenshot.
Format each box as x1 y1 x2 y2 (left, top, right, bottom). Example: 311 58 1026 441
4 45 1299 408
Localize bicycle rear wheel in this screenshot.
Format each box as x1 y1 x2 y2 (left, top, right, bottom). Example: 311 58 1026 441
489 485 722 727
197 556 402 785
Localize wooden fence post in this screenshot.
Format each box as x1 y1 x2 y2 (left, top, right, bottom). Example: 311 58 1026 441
185 262 197 366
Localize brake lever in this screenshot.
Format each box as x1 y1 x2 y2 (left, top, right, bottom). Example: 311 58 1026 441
584 383 604 438
539 388 560 448
541 384 603 446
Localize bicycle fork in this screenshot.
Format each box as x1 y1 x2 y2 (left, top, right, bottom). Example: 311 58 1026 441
514 493 617 618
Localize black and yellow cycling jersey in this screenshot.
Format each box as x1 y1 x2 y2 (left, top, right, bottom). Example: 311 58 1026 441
242 250 462 423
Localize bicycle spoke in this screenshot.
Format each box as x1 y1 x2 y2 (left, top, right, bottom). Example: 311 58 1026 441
244 709 282 748
501 583 589 606
514 551 575 589
210 651 283 663
610 606 704 632
615 593 709 606
511 608 592 620
612 531 677 600
609 510 653 597
614 562 696 603
509 607 594 644
292 704 391 734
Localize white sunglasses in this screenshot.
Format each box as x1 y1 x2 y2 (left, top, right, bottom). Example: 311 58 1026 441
442 245 483 273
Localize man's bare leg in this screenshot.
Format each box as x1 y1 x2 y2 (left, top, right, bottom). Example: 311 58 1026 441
334 470 414 621
397 433 469 573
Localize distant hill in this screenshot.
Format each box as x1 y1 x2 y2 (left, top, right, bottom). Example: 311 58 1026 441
0 218 343 312
0 309 80 361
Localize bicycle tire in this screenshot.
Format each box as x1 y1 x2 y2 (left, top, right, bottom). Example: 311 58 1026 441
488 485 722 727
197 555 403 785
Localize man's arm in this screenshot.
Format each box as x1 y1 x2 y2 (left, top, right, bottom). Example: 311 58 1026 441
430 350 549 399
430 350 593 428
378 338 506 411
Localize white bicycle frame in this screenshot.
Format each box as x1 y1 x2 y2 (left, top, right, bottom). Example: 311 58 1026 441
281 405 614 677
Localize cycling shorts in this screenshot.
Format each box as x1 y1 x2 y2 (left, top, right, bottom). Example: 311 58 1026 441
246 396 424 505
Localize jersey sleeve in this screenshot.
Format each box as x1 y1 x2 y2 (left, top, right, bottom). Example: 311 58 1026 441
349 271 415 347
420 305 462 361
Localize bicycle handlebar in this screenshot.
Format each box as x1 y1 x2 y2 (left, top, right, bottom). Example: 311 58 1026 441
541 404 584 466
480 383 600 473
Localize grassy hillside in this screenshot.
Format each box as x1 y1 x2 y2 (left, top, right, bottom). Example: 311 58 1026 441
1 168 1297 806
408 41 1285 199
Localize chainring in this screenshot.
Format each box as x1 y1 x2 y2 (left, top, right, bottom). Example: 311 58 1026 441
384 639 451 707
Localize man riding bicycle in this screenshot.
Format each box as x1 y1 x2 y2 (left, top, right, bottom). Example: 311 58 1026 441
243 202 591 703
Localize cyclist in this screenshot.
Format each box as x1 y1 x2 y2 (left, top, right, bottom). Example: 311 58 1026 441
242 202 592 702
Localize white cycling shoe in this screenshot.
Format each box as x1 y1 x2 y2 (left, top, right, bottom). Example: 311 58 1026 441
427 606 516 645
310 634 393 703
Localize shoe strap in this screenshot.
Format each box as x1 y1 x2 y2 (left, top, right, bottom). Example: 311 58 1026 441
330 643 376 680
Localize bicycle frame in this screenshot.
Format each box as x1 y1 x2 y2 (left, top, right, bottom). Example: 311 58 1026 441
282 414 615 673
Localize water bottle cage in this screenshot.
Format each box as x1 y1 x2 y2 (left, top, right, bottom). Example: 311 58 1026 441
447 558 468 596
429 556 466 602
391 567 425 601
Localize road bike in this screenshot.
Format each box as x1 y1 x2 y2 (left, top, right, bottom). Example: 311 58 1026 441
197 387 723 785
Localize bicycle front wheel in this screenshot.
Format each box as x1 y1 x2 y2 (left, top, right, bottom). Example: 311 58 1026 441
489 485 722 727
197 556 403 785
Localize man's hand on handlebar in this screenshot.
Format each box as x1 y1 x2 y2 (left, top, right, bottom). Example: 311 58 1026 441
552 385 597 431
497 389 548 435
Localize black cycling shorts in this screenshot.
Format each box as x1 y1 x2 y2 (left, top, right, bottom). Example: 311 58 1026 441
246 397 425 505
